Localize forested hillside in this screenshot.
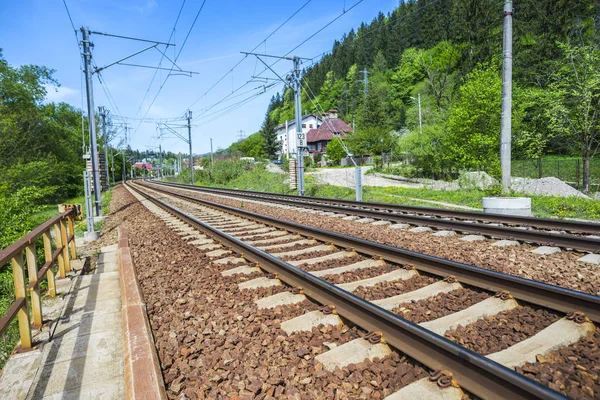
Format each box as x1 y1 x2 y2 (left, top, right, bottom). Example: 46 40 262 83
261 0 600 192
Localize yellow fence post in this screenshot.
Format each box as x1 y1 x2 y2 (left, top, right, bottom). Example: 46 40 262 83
42 231 56 297
54 224 66 279
67 216 77 260
59 219 71 273
25 244 43 328
11 252 32 349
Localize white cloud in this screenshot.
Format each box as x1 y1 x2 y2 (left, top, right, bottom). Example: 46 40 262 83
43 84 79 103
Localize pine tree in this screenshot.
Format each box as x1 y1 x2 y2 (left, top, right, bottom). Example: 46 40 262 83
261 96 281 159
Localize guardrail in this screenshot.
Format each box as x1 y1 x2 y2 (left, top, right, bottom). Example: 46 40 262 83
0 208 78 350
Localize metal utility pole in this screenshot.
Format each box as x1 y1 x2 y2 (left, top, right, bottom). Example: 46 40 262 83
210 138 214 170
241 51 310 195
500 0 513 193
417 94 423 137
81 27 102 217
292 56 306 196
110 147 115 183
237 130 245 141
187 110 194 185
99 106 109 189
159 144 163 180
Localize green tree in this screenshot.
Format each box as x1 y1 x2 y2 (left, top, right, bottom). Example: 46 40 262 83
446 62 504 174
548 38 600 193
260 95 281 158
347 126 396 157
325 138 347 163
415 41 462 110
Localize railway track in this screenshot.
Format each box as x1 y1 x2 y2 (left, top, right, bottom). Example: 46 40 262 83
148 180 600 254
127 181 599 399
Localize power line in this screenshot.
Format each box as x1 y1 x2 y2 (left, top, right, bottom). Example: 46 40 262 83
132 0 208 139
61 0 79 47
130 0 187 132
186 0 313 112
192 0 365 125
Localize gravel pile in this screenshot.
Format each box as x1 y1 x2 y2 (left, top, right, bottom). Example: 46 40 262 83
266 163 286 174
510 177 588 198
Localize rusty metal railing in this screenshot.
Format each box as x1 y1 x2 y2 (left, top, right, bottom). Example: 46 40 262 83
0 207 79 350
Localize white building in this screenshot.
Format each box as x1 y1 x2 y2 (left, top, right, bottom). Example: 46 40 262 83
275 114 322 159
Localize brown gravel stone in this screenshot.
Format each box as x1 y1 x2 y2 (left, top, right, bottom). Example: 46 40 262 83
300 254 366 272
115 185 430 398
444 305 560 355
280 248 340 262
322 263 401 284
516 330 600 399
353 275 438 301
165 188 599 296
392 288 490 324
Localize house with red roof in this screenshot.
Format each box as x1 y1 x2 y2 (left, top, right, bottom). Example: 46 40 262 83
306 110 352 156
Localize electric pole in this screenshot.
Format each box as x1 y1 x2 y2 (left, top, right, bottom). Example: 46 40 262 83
99 106 109 189
293 56 306 196
187 110 194 185
500 0 513 193
241 51 310 195
237 130 245 141
81 27 102 217
159 144 163 180
210 138 214 170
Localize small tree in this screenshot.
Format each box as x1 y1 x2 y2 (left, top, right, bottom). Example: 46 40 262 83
326 138 347 164
548 39 600 193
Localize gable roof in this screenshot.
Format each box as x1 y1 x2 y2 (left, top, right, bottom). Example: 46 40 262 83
307 118 352 143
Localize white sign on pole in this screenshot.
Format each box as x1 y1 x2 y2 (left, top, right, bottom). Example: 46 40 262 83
296 131 306 148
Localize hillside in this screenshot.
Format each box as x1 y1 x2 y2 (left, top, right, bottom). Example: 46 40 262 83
253 0 600 193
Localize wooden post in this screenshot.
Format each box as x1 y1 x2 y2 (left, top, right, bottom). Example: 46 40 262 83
42 231 56 297
54 224 66 279
11 253 32 349
25 244 43 327
60 219 71 273
67 216 77 260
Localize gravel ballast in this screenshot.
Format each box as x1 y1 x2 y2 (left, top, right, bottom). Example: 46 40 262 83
114 185 429 399
165 188 600 296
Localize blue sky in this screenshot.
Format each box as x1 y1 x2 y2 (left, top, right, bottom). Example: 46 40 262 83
0 0 398 154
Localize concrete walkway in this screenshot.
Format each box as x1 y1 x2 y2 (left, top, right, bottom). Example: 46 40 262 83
0 244 125 399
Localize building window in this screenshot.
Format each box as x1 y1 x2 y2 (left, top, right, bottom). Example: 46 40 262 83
309 124 313 128
302 124 306 128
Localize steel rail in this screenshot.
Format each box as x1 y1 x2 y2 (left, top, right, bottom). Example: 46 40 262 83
137 181 600 323
151 180 600 235
128 181 567 400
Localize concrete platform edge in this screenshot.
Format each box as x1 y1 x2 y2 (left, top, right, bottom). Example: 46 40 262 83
118 227 167 400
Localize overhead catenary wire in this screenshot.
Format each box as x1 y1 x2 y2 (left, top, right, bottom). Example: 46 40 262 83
130 0 188 133
132 0 208 140
185 0 314 112
190 0 366 124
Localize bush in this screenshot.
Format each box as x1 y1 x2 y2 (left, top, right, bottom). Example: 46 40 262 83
314 153 323 164
373 156 383 171
303 156 313 168
211 160 253 185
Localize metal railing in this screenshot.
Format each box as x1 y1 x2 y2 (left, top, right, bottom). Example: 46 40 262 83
0 208 78 350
